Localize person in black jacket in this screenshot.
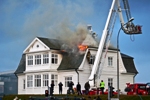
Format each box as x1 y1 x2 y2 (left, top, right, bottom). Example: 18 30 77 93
68 81 74 94
58 82 63 94
50 80 55 96
84 81 90 95
76 82 82 95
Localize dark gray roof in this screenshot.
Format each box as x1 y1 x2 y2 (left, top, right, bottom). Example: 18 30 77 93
14 54 26 74
121 53 138 74
57 52 84 70
37 37 64 50
15 37 138 74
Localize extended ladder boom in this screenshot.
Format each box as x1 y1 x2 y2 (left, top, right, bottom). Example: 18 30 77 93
89 0 142 87
89 0 116 86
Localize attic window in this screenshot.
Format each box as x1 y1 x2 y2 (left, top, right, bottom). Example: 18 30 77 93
36 45 39 48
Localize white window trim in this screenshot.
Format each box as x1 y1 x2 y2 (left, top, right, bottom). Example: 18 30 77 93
51 53 58 64
26 52 51 67
23 79 25 90
34 74 41 87
108 78 113 86
108 56 113 67
43 74 49 87
64 76 73 87
43 53 49 64
27 75 33 88
51 74 58 86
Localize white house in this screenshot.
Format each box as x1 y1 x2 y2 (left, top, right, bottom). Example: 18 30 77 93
15 31 138 95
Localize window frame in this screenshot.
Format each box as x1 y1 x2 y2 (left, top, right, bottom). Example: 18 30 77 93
108 78 113 86
51 53 58 64
89 55 95 64
27 75 33 88
27 55 33 65
65 76 72 87
51 74 58 86
23 79 25 89
43 53 49 64
43 74 49 87
34 74 41 87
35 54 41 65
108 56 113 66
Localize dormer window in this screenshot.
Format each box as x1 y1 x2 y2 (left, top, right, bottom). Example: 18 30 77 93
51 53 58 64
43 53 49 64
27 55 33 65
35 55 41 65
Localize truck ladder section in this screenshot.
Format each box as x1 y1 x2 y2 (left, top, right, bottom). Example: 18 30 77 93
89 0 142 88
89 0 116 87
95 10 117 88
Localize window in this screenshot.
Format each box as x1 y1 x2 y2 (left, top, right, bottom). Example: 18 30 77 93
65 77 72 87
51 54 58 64
89 55 95 64
43 74 49 87
35 75 41 87
108 78 113 86
23 79 25 89
35 55 41 65
43 54 49 64
108 57 113 66
27 75 33 87
51 74 58 86
27 55 33 65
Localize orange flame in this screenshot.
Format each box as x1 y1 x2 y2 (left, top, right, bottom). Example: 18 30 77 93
78 45 88 51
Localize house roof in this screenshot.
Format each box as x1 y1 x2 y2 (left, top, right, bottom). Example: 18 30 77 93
14 54 26 74
37 37 64 50
14 37 138 74
121 53 138 74
57 52 84 70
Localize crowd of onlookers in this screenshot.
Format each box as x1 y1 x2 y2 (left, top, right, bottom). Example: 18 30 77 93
13 80 106 100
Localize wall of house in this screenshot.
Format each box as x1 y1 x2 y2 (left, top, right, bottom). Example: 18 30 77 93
18 71 82 94
96 50 135 93
18 74 25 94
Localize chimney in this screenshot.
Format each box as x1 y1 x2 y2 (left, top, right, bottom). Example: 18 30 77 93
87 24 93 34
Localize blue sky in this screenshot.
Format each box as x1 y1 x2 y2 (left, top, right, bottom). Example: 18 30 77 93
0 0 150 83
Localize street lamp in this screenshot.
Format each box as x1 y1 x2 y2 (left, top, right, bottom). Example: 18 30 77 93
117 27 121 99
116 18 135 99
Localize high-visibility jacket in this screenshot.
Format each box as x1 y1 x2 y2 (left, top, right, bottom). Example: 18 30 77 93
100 82 105 88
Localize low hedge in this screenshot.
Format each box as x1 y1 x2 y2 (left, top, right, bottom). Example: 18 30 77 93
1 94 150 100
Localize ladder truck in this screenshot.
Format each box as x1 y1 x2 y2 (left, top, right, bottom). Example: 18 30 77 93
88 0 142 90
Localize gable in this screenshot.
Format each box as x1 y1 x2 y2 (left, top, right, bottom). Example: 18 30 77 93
23 37 49 53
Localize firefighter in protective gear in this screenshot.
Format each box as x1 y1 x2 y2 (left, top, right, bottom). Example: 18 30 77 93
100 80 105 94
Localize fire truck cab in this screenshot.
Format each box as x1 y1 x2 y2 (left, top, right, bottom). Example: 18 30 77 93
125 83 148 95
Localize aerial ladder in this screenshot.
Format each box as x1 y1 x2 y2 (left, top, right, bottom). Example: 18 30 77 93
88 0 142 88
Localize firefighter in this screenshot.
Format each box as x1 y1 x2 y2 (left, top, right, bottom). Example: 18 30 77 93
100 80 105 94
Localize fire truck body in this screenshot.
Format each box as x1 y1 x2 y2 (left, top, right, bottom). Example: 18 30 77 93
125 83 148 95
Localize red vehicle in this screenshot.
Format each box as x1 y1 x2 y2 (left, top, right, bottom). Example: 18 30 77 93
125 83 149 95
82 88 118 95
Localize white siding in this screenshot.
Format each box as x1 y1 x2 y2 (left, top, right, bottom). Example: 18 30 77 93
18 74 25 94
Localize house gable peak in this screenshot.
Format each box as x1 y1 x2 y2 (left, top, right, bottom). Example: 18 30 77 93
23 37 50 53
